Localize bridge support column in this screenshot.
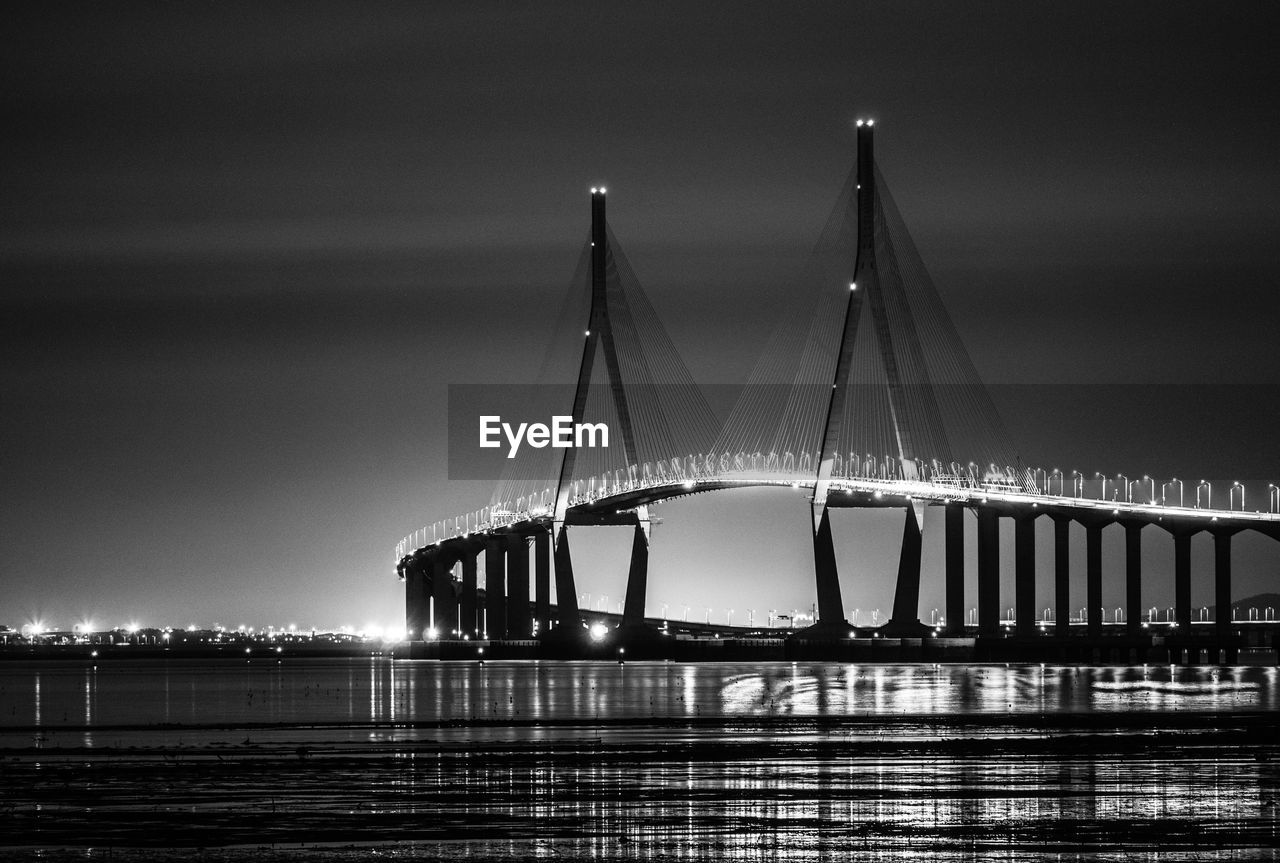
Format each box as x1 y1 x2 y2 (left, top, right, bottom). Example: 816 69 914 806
552 526 582 633
405 555 431 642
1086 523 1102 638
1174 532 1192 633
945 503 964 635
431 555 458 637
813 508 848 627
1125 524 1143 636
460 549 479 638
888 504 925 633
1215 531 1233 657
534 530 551 635
977 508 999 637
1053 517 1070 638
506 534 531 638
622 522 650 627
1015 514 1036 638
484 537 506 639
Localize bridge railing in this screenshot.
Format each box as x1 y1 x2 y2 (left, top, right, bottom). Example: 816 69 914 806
397 451 1280 563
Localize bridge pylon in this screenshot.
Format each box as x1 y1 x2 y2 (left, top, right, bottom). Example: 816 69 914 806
806 119 943 637
546 188 649 640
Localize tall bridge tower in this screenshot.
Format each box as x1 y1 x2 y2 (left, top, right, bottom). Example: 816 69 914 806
809 119 948 636
550 187 650 636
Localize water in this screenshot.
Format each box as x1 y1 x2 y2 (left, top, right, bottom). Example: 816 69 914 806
5 660 1276 732
2 660 1278 860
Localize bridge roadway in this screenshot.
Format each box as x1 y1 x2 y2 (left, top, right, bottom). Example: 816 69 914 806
398 472 1280 661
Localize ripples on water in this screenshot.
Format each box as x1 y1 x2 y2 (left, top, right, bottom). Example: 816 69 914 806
1 661 1278 860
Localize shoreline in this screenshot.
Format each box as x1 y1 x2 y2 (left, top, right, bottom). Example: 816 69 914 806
4 640 1276 665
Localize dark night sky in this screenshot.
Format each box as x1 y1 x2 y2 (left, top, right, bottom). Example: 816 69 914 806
3 2 1279 632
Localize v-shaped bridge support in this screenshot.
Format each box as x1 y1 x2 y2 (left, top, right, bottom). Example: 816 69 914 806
548 189 649 636
809 121 944 635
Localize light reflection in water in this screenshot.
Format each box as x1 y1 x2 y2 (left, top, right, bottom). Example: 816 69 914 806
3 661 1279 732
351 750 1275 859
81 666 93 747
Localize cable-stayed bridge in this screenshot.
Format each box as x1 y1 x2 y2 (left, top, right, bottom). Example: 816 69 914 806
396 121 1280 660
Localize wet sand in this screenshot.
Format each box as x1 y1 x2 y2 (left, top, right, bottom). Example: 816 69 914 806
4 711 1280 861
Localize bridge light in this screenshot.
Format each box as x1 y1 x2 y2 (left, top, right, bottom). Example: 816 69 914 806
849 282 857 291
590 187 597 194
600 187 606 194
856 119 864 127
585 330 590 336
589 622 609 641
867 119 874 126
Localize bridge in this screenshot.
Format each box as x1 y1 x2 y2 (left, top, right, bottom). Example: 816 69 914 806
396 121 1280 662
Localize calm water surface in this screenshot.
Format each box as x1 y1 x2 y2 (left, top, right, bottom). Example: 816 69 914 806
2 661 1278 860
2 659 1276 734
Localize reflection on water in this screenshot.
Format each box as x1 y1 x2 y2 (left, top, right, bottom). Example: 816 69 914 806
3 660 1278 732
3 660 1278 858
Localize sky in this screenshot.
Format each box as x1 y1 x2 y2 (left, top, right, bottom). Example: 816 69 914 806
3 2 1279 633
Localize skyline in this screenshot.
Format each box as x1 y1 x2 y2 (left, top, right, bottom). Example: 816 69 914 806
5 3 1280 629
